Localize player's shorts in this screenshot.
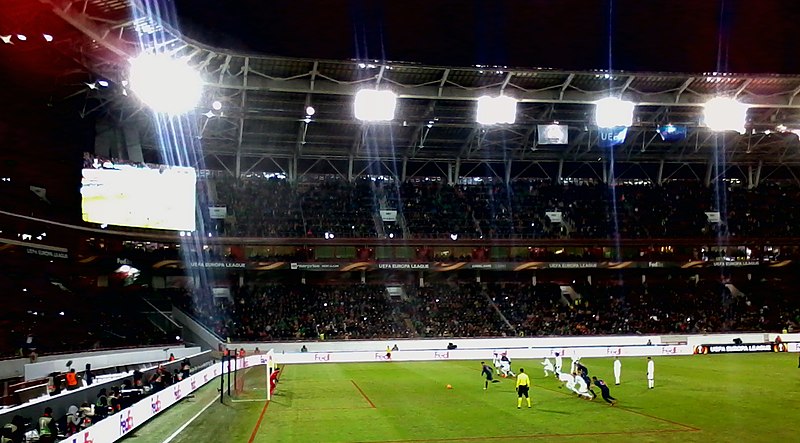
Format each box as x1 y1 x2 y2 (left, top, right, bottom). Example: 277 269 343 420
517 386 529 397
484 372 493 381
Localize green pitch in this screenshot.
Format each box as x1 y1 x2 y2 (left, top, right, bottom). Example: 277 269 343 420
126 353 798 442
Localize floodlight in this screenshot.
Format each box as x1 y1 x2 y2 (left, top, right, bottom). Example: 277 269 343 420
212 100 222 111
97 80 109 87
43 34 53 42
595 97 635 128
128 53 204 115
16 34 26 41
703 97 748 133
305 106 316 116
476 95 517 125
0 35 11 44
354 89 397 122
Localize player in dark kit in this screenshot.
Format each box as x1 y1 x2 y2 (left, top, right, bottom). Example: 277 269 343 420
592 376 617 405
481 361 499 390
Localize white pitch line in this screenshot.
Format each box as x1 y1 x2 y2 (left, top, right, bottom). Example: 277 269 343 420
161 394 220 443
230 398 269 403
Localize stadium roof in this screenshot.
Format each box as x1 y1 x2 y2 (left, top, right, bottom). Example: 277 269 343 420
7 0 800 181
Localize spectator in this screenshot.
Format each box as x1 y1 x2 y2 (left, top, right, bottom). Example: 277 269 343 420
37 408 57 443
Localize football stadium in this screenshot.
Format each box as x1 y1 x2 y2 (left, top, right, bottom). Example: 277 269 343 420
1 0 800 442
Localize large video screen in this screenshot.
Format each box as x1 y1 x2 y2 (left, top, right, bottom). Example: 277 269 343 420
81 166 197 231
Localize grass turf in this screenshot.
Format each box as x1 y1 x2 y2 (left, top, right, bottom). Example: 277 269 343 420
126 353 799 443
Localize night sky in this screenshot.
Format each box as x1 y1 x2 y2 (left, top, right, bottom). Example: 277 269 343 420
174 0 800 74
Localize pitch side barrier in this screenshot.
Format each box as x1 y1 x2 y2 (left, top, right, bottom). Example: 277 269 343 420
57 352 274 443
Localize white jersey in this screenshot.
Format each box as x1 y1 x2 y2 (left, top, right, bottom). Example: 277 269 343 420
574 375 589 392
542 358 554 371
492 353 501 368
647 360 655 379
558 372 573 384
614 359 622 375
555 355 563 369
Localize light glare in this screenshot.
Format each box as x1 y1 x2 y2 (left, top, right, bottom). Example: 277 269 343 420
212 100 222 111
704 97 748 133
476 95 517 125
128 53 204 115
354 89 397 122
595 97 635 128
43 34 53 42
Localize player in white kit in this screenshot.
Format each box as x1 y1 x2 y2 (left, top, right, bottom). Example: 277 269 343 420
646 357 655 389
613 357 622 385
554 352 563 377
572 372 594 399
541 358 555 376
500 353 516 378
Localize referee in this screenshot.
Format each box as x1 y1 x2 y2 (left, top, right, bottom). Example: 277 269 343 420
515 368 531 409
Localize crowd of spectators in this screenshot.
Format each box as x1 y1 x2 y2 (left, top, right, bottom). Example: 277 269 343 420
171 283 414 341
206 177 800 239
174 278 800 341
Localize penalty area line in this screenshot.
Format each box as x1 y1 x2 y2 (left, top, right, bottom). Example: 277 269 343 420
161 394 220 443
351 379 377 409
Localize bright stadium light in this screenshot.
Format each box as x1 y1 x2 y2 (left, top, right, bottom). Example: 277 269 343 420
354 89 397 122
476 95 517 125
595 97 635 128
128 53 204 115
305 106 316 116
211 100 222 111
703 97 748 133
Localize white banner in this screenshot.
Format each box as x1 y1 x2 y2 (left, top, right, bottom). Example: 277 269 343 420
379 210 397 222
209 206 227 219
705 211 721 223
545 212 563 223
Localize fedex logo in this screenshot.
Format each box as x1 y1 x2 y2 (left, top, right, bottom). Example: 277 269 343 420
119 411 134 435
606 347 622 356
550 349 565 357
151 396 162 414
314 353 331 362
190 378 197 390
374 353 390 361
241 359 249 368
173 385 182 400
67 432 93 443
434 351 450 359
661 346 678 355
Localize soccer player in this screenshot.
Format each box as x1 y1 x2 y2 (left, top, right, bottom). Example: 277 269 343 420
541 358 555 376
515 368 532 409
613 357 622 385
500 353 516 378
481 361 497 390
554 352 563 376
575 363 596 399
646 357 655 389
492 352 502 375
557 372 580 397
572 371 594 399
592 376 617 405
